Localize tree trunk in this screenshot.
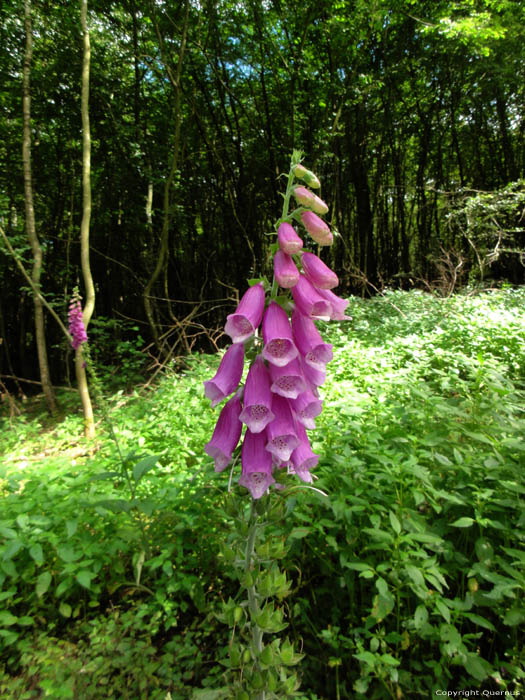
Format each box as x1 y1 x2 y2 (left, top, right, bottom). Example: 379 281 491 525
23 0 58 414
78 0 95 439
143 0 189 353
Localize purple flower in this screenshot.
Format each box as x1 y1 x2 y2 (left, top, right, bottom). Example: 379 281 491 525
317 288 351 320
301 252 339 290
239 429 275 499
300 211 333 246
224 283 265 343
262 301 298 367
291 390 323 430
291 309 333 370
274 250 300 289
239 355 275 433
204 392 243 471
291 275 332 321
203 343 244 408
290 422 319 483
278 223 303 255
266 395 299 462
269 358 307 399
68 300 88 350
300 354 326 388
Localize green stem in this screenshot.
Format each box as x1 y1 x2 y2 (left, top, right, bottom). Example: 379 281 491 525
244 501 265 700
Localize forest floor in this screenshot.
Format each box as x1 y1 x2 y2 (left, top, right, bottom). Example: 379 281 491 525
0 288 524 699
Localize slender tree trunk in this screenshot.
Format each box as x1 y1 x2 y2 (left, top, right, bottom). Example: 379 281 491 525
143 0 189 352
78 0 95 438
23 0 58 414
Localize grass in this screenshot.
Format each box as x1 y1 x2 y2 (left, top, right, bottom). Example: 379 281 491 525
0 287 524 699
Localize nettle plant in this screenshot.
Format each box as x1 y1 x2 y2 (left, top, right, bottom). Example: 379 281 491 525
202 151 349 698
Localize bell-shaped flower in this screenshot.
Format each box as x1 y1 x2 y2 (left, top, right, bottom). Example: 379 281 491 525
204 392 243 472
224 283 265 343
300 354 326 388
317 288 351 320
300 211 333 246
239 429 275 499
293 185 316 209
239 355 275 433
291 309 333 370
203 342 244 408
291 275 333 321
274 250 300 289
278 222 303 255
290 422 319 483
262 301 298 367
269 358 307 399
293 186 329 215
266 395 299 462
291 390 323 430
301 252 339 290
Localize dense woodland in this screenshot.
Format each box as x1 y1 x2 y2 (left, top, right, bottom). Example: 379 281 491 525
1 0 524 388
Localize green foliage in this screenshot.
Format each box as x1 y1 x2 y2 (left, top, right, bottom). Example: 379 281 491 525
0 289 524 698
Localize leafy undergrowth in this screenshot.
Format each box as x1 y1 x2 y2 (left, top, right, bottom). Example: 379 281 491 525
0 288 524 699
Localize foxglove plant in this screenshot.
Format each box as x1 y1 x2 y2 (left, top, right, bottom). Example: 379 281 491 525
204 151 348 697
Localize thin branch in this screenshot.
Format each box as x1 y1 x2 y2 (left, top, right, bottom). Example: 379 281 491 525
0 224 72 342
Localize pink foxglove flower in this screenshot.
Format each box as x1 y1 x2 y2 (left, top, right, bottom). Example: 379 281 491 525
274 250 300 289
301 252 339 290
266 395 299 462
68 300 88 350
310 193 329 215
240 429 275 499
300 354 326 388
203 342 244 408
300 211 333 246
293 185 316 208
294 186 328 215
291 309 333 370
225 283 265 343
204 392 243 472
317 288 351 320
290 390 323 430
278 223 303 255
262 302 298 367
269 358 307 399
290 422 319 483
239 355 274 433
291 275 332 321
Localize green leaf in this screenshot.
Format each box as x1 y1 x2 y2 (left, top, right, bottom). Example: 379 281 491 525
76 570 93 589
450 517 475 528
95 499 131 513
29 544 44 565
289 527 312 539
66 520 78 538
132 455 159 482
389 511 401 534
464 613 495 631
59 602 72 618
405 565 425 587
503 608 524 627
353 651 377 666
2 539 24 560
414 605 428 629
0 612 18 626
57 546 81 563
36 571 52 598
